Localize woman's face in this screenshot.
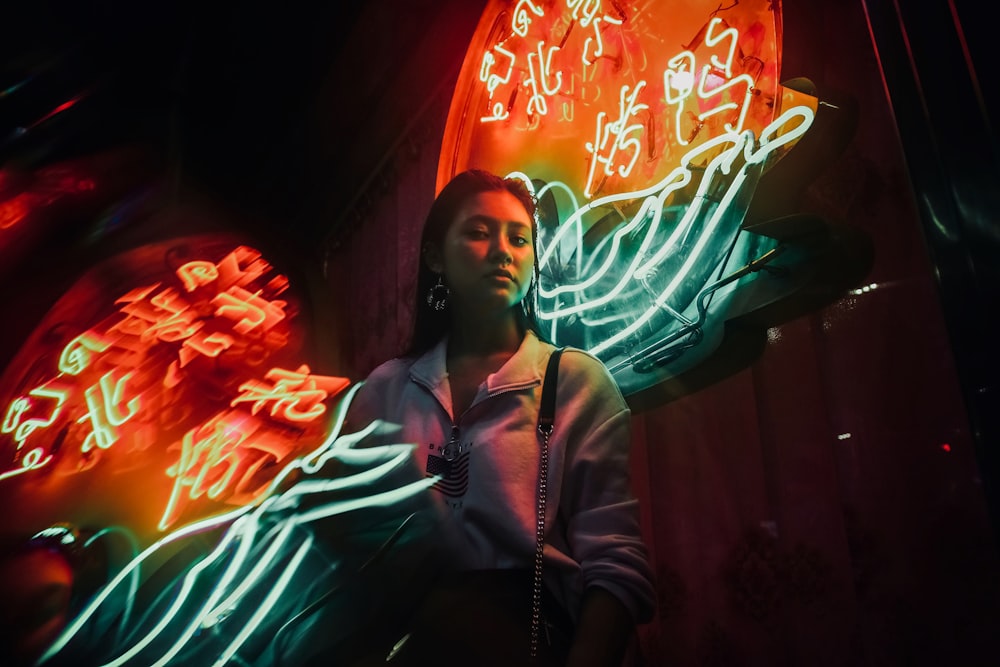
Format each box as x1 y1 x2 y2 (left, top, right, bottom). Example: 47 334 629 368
427 189 535 316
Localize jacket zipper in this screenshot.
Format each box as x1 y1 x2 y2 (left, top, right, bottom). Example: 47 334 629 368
413 377 541 462
441 424 462 461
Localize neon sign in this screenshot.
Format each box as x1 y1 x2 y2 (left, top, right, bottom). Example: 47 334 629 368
35 390 439 666
528 104 814 352
439 0 841 400
0 235 425 665
231 365 350 423
0 237 350 541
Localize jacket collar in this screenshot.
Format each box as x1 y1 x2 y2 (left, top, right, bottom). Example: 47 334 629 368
409 330 552 408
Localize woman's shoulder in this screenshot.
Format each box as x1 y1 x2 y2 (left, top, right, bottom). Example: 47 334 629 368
549 345 628 407
557 345 605 368
360 355 415 389
529 332 604 372
345 355 416 428
553 344 612 378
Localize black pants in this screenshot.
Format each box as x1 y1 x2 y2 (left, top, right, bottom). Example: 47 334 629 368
347 569 574 667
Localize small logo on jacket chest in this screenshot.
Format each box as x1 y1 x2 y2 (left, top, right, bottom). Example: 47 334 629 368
425 440 472 500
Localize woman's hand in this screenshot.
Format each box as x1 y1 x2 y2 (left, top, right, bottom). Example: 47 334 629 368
566 587 636 667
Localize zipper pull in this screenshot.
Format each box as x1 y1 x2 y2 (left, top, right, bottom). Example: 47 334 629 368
442 425 461 461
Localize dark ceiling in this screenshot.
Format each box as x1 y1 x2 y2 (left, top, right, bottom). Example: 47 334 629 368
1 0 485 256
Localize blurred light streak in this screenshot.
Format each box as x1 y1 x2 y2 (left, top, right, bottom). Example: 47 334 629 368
39 383 439 666
515 104 815 356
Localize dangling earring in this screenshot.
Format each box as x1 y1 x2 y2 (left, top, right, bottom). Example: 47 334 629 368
426 275 450 311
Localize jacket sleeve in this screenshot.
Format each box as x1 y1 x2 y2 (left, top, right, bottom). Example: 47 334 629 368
341 358 406 436
557 350 657 624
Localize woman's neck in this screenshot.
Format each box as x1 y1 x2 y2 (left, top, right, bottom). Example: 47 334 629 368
447 310 524 361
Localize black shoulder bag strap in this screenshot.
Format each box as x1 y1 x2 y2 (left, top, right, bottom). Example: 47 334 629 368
530 347 563 660
538 347 563 437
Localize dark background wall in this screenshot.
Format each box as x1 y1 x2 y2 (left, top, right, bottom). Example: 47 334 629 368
1 1 997 665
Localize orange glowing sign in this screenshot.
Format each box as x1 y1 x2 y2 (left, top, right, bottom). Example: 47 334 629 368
232 365 351 423
442 0 801 198
439 0 836 401
159 408 302 531
78 369 141 453
0 236 349 540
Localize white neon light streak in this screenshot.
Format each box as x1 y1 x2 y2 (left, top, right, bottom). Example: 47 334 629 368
210 535 314 667
696 71 755 134
104 523 247 667
536 42 563 96
512 0 544 37
150 518 294 667
525 105 814 356
526 41 563 116
39 382 440 666
41 511 248 665
176 260 219 293
704 17 739 77
79 370 140 452
538 160 696 301
629 133 749 278
482 101 512 123
480 43 514 123
479 43 516 96
588 106 815 355
85 526 141 640
199 518 284 628
581 13 622 67
2 384 69 448
583 81 649 198
59 333 112 375
664 51 697 146
0 447 52 481
567 0 601 24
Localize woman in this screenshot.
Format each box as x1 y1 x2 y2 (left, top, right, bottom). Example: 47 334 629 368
346 170 655 666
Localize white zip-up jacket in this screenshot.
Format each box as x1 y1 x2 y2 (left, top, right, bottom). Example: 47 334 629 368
347 330 656 623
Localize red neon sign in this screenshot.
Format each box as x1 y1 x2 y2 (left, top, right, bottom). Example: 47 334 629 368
0 236 349 540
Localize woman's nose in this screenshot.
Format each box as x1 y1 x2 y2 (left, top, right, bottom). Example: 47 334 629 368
489 237 513 264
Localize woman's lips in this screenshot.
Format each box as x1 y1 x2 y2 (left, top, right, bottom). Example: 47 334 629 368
486 269 515 282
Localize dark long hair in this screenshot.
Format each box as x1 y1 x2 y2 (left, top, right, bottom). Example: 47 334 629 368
405 169 543 357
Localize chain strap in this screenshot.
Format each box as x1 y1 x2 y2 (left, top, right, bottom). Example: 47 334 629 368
531 347 562 661
530 422 552 659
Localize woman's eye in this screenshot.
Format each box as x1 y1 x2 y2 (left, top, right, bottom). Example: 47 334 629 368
511 236 530 247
